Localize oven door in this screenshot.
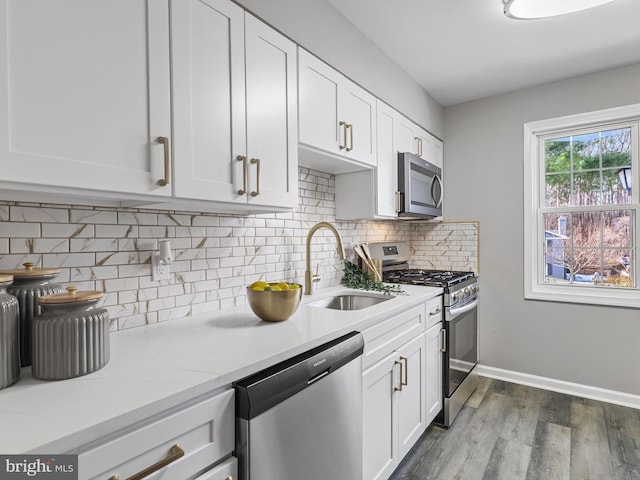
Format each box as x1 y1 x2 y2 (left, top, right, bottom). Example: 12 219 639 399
397 152 442 218
444 297 478 398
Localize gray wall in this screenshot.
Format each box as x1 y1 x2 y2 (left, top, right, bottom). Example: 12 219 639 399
234 0 444 139
444 63 640 396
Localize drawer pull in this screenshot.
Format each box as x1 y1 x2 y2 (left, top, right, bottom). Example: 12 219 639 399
339 121 347 150
429 307 441 317
250 157 261 196
237 155 248 195
400 356 408 387
393 359 403 392
110 444 185 480
346 123 353 152
156 136 171 186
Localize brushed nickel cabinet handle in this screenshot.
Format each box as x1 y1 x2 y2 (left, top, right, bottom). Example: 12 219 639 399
237 155 248 195
250 157 260 196
109 476 120 480
123 444 184 480
440 328 446 353
346 123 353 152
400 356 408 387
394 359 403 391
339 121 347 150
395 191 402 214
418 138 423 157
414 136 420 156
156 136 170 186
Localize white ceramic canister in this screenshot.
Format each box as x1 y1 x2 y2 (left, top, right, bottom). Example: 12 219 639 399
32 287 110 381
0 263 65 367
0 275 20 389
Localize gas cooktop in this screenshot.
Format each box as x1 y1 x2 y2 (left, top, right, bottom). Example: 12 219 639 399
383 269 475 288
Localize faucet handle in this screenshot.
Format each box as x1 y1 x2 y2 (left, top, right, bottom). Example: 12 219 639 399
312 262 321 283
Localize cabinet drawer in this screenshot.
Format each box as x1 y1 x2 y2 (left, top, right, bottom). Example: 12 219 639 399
78 389 234 480
196 456 237 480
425 295 443 328
362 304 425 370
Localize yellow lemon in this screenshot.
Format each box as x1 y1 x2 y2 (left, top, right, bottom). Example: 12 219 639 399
277 282 290 291
269 285 282 291
288 283 301 289
251 285 265 291
250 280 268 289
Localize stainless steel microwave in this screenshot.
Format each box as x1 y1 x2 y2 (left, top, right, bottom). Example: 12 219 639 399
397 152 443 219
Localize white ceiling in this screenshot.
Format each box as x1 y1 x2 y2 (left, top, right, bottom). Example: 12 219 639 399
325 0 640 106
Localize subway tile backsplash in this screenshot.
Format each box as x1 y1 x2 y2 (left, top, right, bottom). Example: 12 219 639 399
0 167 478 331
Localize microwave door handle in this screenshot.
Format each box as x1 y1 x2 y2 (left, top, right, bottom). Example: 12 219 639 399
432 174 443 208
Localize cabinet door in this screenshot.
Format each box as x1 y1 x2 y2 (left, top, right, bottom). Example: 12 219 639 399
171 0 246 203
396 115 419 156
363 353 399 480
397 333 427 459
245 14 298 208
340 81 376 166
425 322 443 425
0 0 171 197
416 127 443 169
298 50 341 155
376 101 399 217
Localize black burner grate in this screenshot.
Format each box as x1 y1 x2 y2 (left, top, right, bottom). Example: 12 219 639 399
383 269 474 287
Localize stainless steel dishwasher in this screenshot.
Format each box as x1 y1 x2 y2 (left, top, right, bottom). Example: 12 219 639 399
234 331 364 480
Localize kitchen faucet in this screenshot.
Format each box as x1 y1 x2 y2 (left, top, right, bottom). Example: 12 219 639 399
305 222 346 295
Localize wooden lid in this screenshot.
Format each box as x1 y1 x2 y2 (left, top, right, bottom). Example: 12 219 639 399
0 275 13 283
0 262 60 277
39 286 103 304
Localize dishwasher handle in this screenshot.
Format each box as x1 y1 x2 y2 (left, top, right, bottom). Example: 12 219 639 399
234 331 364 420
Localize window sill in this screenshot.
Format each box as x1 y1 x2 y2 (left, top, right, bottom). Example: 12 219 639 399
525 283 640 309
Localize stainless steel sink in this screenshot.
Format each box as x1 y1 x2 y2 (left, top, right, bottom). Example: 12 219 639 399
308 292 393 311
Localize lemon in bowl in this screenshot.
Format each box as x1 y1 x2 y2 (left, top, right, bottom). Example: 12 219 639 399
247 281 302 322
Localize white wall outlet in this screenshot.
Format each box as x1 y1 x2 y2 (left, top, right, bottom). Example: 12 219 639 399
151 253 170 282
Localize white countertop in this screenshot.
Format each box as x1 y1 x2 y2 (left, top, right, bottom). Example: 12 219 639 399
0 284 441 454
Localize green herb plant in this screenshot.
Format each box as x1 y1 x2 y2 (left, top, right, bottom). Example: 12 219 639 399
341 261 405 295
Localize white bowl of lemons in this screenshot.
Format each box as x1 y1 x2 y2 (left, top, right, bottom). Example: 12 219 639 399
247 281 302 322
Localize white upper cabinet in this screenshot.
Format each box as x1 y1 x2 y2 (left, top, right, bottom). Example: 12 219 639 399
171 0 246 205
172 1 297 209
397 114 443 169
0 0 296 212
298 49 376 173
0 0 172 198
244 14 298 208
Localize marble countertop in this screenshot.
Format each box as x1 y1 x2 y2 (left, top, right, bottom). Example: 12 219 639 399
0 284 442 454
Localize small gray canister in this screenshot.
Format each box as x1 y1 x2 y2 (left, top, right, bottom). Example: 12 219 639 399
32 287 110 381
0 275 20 390
0 263 65 367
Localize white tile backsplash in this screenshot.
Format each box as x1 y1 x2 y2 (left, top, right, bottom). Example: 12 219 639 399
0 167 478 331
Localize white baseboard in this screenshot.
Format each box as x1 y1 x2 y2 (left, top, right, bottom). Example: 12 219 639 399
476 364 640 410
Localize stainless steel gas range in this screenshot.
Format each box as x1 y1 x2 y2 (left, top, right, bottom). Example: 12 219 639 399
367 242 479 428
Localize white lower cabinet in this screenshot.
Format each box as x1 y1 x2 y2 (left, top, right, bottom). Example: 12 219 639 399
77 389 235 480
362 298 443 480
363 333 427 480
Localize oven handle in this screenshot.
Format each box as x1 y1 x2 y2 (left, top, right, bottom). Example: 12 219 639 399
447 298 478 321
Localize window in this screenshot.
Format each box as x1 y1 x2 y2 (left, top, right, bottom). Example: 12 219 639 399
524 104 639 308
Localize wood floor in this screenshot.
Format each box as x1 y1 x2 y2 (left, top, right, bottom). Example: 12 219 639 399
389 377 640 480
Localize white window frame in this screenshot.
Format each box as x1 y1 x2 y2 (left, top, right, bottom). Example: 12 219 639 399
524 103 640 308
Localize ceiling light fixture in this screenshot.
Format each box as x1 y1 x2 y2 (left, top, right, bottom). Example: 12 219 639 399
503 0 617 19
